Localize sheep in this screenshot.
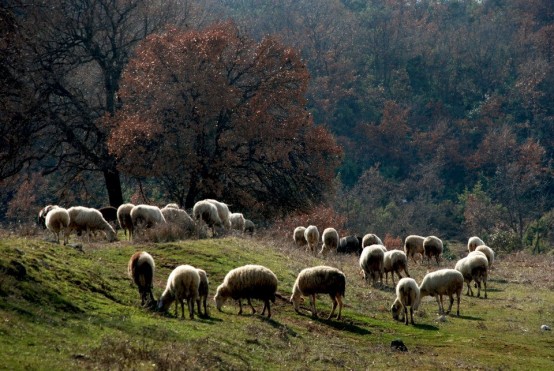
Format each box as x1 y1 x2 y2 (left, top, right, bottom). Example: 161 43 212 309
290 266 346 320
45 207 69 244
164 203 180 209
128 251 155 307
404 235 425 264
337 235 363 255
455 252 488 299
383 249 410 286
293 226 307 247
214 264 278 318
362 233 383 248
193 200 223 236
161 205 196 237
38 204 59 229
359 244 385 286
196 268 209 317
419 269 464 316
304 225 320 254
244 219 255 236
229 212 246 233
117 203 135 241
204 199 232 230
158 265 200 319
130 204 166 234
99 206 118 229
423 235 443 266
319 228 339 256
467 236 485 252
391 277 420 325
65 206 117 244
475 245 495 268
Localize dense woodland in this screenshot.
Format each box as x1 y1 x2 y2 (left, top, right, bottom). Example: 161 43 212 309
1 0 553 252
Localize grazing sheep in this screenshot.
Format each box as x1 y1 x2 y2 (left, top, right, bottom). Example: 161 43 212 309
45 207 69 244
99 206 118 229
391 277 420 325
455 252 488 299
204 199 232 230
320 228 339 256
362 233 383 248
383 250 410 286
38 204 59 229
404 235 425 264
304 225 320 254
337 235 363 255
214 264 278 318
419 269 464 316
423 235 443 266
158 265 200 319
196 268 209 317
130 204 166 233
290 266 346 320
161 205 196 237
359 245 385 286
467 236 485 252
128 251 155 307
193 200 223 236
244 219 255 236
229 212 246 233
65 206 117 244
117 203 135 241
164 203 180 209
475 245 495 268
293 226 307 247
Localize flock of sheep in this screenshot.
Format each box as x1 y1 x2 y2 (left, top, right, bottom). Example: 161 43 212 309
38 200 495 326
293 226 495 325
38 200 255 245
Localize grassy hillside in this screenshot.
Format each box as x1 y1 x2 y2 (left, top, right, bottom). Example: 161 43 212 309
0 232 553 370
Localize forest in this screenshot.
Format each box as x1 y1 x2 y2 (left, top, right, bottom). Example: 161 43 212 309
1 0 553 252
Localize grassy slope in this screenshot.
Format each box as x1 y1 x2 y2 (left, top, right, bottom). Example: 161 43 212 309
0 233 553 370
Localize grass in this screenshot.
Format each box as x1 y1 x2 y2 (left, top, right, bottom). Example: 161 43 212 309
0 230 553 370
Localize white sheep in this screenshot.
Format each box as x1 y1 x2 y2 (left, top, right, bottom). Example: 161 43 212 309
65 206 117 244
404 235 425 264
455 252 488 299
214 264 278 318
293 226 307 247
391 277 420 325
38 204 59 229
205 199 232 230
164 203 180 209
229 212 246 233
117 203 135 241
359 244 385 286
383 249 410 286
161 205 196 237
158 265 200 319
193 200 223 236
337 235 363 255
244 219 255 236
467 236 485 252
475 245 495 268
419 269 464 316
423 235 443 266
319 228 339 255
45 207 69 244
304 225 320 254
130 205 167 236
128 251 155 307
362 233 383 248
196 268 209 317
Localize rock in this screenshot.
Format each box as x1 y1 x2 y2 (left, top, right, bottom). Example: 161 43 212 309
541 325 551 331
436 315 447 322
391 339 408 352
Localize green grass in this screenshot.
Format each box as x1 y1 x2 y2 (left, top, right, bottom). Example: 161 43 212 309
0 233 553 370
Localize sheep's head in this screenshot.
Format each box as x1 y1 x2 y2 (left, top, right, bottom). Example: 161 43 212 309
391 298 402 320
157 290 174 312
214 285 228 311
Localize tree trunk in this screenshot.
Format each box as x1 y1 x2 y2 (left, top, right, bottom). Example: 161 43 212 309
103 167 124 207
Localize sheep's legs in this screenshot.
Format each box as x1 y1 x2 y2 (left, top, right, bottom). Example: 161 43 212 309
436 295 444 314
456 293 461 316
180 300 186 319
336 295 343 320
261 300 271 318
409 306 415 325
328 295 337 320
247 298 256 314
310 294 318 317
238 299 243 315
188 299 194 319
446 294 454 315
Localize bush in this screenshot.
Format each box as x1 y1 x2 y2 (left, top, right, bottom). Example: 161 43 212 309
488 229 521 254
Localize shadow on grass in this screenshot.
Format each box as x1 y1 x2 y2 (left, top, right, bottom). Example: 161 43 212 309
456 314 483 321
413 323 439 331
